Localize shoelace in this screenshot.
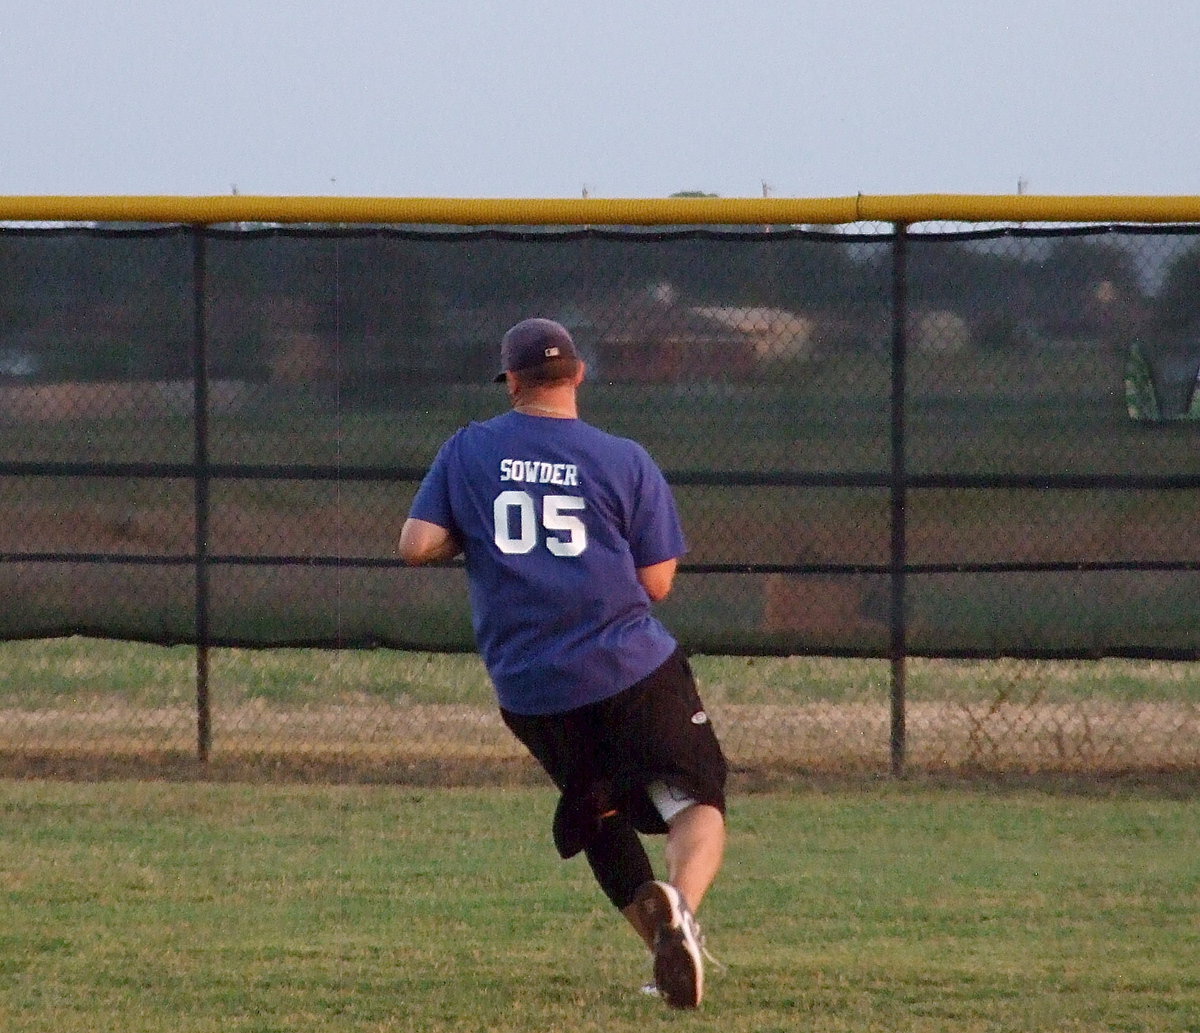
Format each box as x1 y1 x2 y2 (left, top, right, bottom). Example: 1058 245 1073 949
699 940 726 973
680 907 727 974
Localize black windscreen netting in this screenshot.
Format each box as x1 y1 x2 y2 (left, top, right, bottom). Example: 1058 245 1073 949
0 223 1196 657
901 230 1199 657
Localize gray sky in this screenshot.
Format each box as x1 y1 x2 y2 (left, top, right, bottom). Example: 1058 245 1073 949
3 1 1197 200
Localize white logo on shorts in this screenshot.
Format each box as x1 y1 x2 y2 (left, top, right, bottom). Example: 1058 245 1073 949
691 711 709 725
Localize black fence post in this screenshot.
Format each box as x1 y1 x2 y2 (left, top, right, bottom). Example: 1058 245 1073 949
191 227 212 766
889 222 910 777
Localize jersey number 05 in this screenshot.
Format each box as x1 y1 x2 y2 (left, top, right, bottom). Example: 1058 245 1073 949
493 490 587 557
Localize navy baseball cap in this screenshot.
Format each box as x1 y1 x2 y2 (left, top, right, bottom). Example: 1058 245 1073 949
493 318 580 382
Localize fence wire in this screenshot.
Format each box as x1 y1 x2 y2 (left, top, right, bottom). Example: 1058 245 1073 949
0 221 1197 779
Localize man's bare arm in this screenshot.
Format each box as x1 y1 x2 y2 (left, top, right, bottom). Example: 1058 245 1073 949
636 557 678 602
398 518 462 565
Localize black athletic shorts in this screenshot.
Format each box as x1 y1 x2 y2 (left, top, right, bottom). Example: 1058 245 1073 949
500 647 728 841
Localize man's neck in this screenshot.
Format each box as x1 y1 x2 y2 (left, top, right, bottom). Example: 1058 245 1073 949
512 390 578 419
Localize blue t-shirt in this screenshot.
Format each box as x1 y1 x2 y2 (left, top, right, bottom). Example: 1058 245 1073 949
409 410 686 715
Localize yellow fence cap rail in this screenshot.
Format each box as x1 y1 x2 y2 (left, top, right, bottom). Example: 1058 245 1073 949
4 193 1200 226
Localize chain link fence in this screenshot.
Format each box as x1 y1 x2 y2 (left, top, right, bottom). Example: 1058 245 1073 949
1 206 1197 780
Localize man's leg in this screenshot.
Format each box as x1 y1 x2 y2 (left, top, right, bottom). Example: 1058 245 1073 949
622 799 727 1009
663 802 726 912
580 815 657 948
621 800 725 947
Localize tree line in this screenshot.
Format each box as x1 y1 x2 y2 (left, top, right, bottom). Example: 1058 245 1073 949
0 225 1195 382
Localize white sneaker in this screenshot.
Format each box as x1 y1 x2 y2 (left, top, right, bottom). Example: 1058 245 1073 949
632 881 705 1009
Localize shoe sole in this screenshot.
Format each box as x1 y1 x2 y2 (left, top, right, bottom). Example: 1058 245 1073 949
633 882 702 1009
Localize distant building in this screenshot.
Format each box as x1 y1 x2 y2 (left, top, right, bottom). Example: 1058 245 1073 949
590 287 758 382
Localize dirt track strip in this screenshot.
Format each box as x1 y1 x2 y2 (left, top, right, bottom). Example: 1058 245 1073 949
1 700 1197 776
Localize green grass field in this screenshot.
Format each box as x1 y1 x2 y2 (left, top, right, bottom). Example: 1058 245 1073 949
4 639 1200 709
2 779 1198 1032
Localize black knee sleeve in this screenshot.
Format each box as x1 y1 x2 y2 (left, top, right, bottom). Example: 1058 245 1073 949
583 813 655 910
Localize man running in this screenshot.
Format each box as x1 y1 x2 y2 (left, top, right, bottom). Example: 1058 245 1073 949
399 317 727 1008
